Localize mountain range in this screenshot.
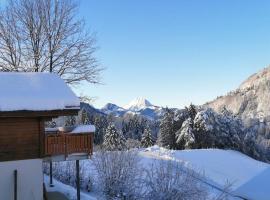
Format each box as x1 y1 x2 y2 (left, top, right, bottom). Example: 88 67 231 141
100 97 164 120
82 66 270 124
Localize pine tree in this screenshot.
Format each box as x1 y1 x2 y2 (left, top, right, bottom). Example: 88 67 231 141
65 116 76 126
175 118 195 149
93 115 108 145
158 108 176 149
141 126 154 147
103 123 126 151
193 108 215 148
186 103 197 120
81 109 90 125
243 129 261 159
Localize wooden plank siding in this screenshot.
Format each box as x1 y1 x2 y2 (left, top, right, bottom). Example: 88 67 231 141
0 116 93 162
45 133 94 157
0 118 41 162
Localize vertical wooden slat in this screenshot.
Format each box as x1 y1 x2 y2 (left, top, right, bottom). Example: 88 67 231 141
44 133 94 157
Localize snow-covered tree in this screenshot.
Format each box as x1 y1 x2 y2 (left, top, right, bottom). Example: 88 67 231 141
93 115 108 145
80 109 91 125
158 108 176 149
121 114 149 141
187 103 197 120
65 116 76 126
217 106 242 149
193 107 243 150
141 126 154 148
244 130 256 153
103 123 126 151
193 108 216 148
176 118 195 149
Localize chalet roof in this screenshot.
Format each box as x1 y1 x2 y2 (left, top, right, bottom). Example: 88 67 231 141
0 72 80 113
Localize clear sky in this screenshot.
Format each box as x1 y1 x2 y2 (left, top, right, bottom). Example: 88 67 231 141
77 0 270 109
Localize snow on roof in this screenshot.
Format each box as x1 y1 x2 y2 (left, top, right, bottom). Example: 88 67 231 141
0 72 80 112
70 125 96 133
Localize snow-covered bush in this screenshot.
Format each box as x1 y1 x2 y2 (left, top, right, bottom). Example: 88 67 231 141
144 160 208 200
43 161 93 192
93 150 143 199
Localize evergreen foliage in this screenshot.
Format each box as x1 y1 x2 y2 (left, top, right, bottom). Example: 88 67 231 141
158 108 176 149
187 103 197 120
176 118 195 149
94 115 109 145
81 109 91 125
103 123 126 151
141 126 155 147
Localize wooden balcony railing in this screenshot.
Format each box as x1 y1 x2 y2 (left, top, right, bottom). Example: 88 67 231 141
44 133 93 157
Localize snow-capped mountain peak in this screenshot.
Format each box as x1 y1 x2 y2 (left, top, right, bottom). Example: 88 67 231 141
124 97 154 111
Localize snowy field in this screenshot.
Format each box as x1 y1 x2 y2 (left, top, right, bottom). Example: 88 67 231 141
45 146 270 200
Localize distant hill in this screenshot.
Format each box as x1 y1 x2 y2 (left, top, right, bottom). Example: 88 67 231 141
206 66 270 124
80 102 106 116
100 103 126 117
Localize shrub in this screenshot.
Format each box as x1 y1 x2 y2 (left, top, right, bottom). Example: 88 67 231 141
92 150 143 199
145 160 208 200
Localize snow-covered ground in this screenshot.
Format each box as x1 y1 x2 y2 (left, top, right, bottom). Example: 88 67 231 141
140 146 270 200
45 146 270 200
44 175 97 200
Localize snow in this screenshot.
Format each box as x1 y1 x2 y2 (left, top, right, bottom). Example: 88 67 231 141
239 66 270 90
45 125 96 134
45 146 270 200
44 175 97 200
70 125 96 133
140 146 270 200
0 72 80 111
45 127 59 132
123 97 156 111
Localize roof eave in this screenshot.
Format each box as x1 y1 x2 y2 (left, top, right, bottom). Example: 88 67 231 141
0 108 80 118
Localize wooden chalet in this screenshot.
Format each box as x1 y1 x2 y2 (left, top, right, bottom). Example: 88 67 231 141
0 72 94 200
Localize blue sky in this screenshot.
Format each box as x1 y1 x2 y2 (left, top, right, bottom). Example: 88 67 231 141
77 0 270 108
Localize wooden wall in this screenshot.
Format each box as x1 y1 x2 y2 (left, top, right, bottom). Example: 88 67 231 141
0 118 42 162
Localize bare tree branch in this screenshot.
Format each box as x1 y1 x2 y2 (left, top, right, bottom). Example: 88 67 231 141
0 0 102 85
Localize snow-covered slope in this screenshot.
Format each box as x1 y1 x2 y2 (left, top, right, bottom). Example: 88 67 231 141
206 66 270 120
239 67 270 90
140 146 270 200
47 147 270 200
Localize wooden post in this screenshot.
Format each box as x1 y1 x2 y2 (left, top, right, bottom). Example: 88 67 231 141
14 170 17 200
76 160 80 200
49 161 54 187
